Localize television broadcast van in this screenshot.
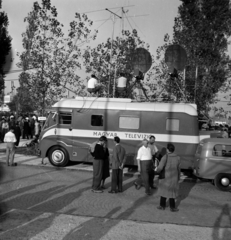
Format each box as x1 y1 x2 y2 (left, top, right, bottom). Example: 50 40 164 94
39 97 199 169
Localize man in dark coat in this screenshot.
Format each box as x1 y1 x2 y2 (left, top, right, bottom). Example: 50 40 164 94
14 121 21 146
23 118 30 139
108 136 126 193
92 136 107 193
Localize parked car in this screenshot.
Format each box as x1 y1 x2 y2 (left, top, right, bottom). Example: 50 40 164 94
193 138 231 191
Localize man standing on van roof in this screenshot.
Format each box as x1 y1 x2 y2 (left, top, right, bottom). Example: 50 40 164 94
108 136 126 193
87 74 101 96
116 73 127 98
136 139 154 196
91 136 108 193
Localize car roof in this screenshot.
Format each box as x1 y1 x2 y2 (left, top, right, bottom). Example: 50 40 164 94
201 138 231 144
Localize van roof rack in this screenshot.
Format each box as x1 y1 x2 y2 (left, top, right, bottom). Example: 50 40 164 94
74 97 132 103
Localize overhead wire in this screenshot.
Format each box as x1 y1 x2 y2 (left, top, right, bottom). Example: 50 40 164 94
80 5 134 14
129 14 147 38
77 9 121 48
123 11 134 31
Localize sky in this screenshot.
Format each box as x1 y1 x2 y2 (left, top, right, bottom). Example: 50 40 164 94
2 0 181 94
2 0 231 115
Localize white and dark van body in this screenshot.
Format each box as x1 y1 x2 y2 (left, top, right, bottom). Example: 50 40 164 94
39 97 199 169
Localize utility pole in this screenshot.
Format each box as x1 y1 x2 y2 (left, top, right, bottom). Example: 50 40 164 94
195 65 198 103
105 8 121 97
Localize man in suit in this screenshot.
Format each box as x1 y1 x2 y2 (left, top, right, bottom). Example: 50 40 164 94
108 136 126 193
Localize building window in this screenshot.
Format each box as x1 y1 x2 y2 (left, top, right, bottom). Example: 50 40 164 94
59 112 72 125
213 144 231 157
91 115 103 126
119 116 139 129
166 118 179 131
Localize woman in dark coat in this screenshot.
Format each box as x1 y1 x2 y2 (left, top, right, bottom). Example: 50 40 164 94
92 137 107 193
156 143 181 212
100 137 110 189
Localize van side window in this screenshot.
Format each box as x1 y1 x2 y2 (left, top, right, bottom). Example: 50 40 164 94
213 144 231 157
119 116 139 129
59 112 72 125
91 115 103 126
166 118 179 131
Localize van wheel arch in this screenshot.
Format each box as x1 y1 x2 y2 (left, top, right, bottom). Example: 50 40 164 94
214 173 231 191
48 146 69 167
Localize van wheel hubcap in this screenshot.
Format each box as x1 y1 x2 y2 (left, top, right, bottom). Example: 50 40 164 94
221 178 230 186
52 150 64 163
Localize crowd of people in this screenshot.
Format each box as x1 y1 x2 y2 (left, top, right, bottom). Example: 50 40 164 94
0 114 42 143
201 120 231 138
1 114 42 167
90 135 181 212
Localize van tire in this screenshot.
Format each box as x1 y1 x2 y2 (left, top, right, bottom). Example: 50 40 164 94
214 173 231 191
48 146 69 167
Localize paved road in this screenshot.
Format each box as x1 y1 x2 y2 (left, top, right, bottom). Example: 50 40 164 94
0 162 230 240
0 142 194 180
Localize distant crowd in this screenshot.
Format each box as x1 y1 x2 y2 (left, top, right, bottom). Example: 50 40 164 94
200 121 231 138
0 114 42 145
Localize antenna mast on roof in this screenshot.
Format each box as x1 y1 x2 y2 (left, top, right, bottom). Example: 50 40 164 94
105 8 122 97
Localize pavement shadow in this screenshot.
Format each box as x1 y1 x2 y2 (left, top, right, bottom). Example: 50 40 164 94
0 164 5 218
175 180 197 208
59 181 149 240
62 206 122 240
0 165 57 185
122 176 137 191
0 180 92 239
212 204 231 240
117 194 150 219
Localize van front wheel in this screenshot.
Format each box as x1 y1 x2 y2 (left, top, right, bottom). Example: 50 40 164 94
48 146 69 167
214 173 231 191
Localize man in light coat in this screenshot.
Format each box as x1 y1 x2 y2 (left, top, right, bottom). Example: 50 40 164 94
136 138 154 196
4 127 17 166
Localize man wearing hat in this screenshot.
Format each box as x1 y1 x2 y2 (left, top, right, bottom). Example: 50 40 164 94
9 115 16 130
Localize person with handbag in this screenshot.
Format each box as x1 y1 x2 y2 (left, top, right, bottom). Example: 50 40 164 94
91 136 107 193
155 143 181 212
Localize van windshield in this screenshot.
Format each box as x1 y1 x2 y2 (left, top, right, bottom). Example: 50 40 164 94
43 112 57 130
